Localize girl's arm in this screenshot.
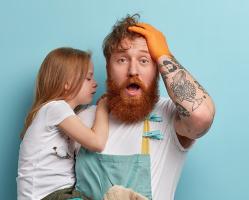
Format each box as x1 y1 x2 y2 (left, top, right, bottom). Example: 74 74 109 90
58 98 109 152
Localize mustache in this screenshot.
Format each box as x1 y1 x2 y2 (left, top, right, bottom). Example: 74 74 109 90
106 76 146 96
121 76 146 90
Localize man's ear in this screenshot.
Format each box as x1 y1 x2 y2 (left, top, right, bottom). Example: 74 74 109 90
106 64 111 77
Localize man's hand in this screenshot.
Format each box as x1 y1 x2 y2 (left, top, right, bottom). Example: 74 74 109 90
128 23 172 61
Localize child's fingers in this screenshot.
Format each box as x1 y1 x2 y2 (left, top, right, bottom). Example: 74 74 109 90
96 94 107 105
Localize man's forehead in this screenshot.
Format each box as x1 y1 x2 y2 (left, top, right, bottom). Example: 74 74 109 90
116 37 149 53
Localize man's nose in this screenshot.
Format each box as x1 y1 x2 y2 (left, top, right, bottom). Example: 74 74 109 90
128 60 139 77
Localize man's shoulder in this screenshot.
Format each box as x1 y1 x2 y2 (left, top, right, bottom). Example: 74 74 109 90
154 97 175 112
156 96 170 105
77 105 96 128
78 105 96 114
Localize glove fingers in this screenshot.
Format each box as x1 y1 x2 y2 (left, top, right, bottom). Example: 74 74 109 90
136 23 155 31
128 26 149 37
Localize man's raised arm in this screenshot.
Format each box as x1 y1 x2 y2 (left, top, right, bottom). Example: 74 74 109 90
129 23 215 146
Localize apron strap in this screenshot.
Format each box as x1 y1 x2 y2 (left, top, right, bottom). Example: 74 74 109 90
141 114 163 155
141 119 150 154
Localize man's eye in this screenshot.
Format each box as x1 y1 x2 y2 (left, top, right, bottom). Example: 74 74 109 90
140 58 149 64
117 58 127 63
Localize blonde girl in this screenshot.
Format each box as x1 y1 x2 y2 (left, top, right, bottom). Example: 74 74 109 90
17 47 108 200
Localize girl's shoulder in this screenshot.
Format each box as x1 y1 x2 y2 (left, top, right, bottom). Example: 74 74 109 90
42 100 75 127
41 100 70 112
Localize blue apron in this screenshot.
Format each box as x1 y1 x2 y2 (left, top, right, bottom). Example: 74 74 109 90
75 114 162 200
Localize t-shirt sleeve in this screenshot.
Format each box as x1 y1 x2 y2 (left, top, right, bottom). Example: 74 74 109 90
45 101 75 127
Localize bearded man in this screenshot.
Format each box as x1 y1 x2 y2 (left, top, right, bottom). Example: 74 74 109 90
76 14 215 200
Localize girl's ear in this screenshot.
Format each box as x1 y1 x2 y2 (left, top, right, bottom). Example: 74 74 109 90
64 82 71 91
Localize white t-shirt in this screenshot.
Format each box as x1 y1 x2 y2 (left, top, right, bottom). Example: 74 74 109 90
17 100 77 200
78 97 190 200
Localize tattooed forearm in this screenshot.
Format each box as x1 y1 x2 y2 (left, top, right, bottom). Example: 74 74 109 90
158 56 208 112
171 70 203 111
158 55 215 139
194 80 209 97
175 102 190 117
158 56 184 79
171 56 185 70
158 60 178 73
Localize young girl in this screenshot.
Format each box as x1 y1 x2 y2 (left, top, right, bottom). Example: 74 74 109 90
17 47 109 200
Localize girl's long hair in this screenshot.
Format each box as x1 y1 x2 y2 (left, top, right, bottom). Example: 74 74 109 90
20 47 91 139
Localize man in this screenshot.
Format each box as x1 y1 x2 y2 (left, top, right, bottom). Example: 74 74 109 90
76 14 215 200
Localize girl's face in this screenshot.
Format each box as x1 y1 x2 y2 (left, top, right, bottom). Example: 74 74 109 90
73 61 98 106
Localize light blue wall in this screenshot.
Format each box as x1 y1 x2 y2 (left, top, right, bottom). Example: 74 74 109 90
0 0 248 199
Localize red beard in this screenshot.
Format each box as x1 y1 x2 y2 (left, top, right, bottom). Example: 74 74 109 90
106 76 159 123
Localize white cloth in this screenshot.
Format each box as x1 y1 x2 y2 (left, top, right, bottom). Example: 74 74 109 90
17 100 77 200
78 97 190 200
104 185 148 200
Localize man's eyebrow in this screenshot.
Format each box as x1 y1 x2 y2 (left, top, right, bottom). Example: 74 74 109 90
139 49 150 54
114 49 127 53
114 49 150 54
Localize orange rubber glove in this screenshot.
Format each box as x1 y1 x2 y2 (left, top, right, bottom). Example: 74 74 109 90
128 23 172 60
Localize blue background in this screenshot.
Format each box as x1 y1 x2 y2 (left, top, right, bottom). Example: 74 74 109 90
0 0 248 199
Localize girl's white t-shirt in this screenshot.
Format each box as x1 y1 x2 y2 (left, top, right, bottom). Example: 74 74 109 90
17 100 76 200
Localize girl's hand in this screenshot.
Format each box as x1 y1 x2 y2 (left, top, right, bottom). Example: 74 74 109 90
59 94 109 152
97 94 108 113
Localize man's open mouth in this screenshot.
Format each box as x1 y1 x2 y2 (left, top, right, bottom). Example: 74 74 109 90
125 83 141 96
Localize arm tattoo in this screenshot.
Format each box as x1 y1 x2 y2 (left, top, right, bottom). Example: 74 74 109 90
170 70 203 111
170 57 209 97
175 102 190 117
194 80 210 97
159 60 178 72
171 56 185 70
158 56 184 80
159 56 206 112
